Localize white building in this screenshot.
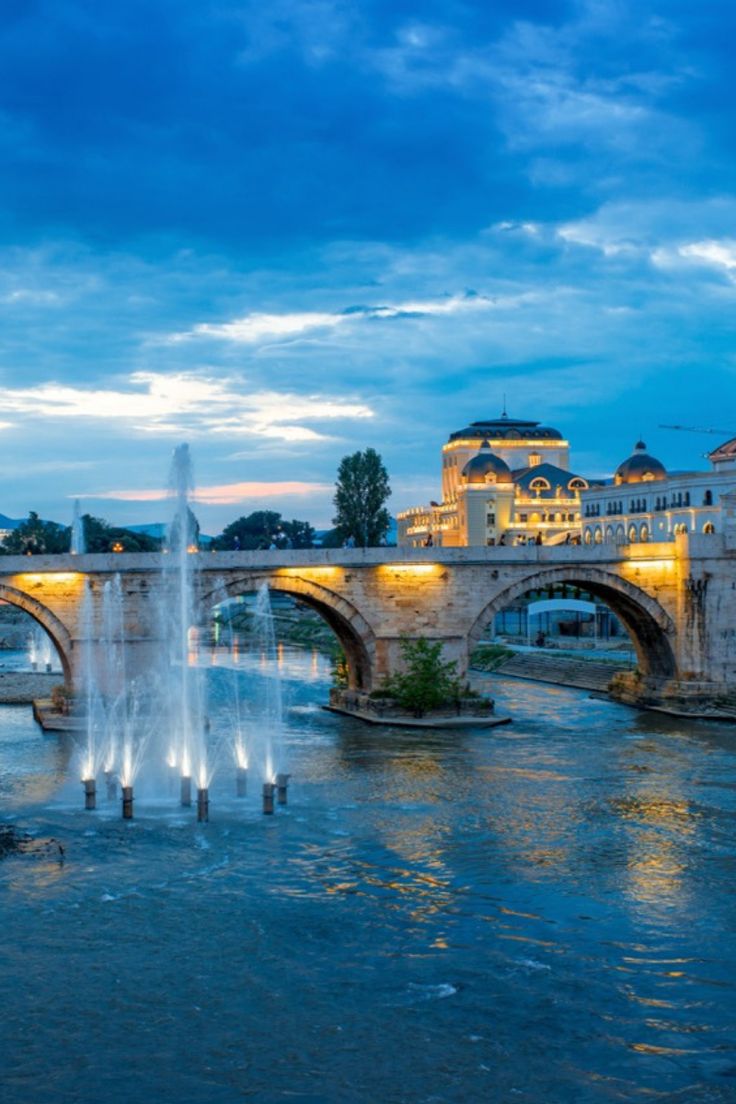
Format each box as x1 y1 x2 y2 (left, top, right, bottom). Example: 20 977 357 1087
580 437 736 545
398 413 590 547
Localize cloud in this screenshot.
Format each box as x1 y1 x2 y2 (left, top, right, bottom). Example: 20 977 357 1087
0 371 374 440
678 240 736 274
85 480 332 506
168 291 535 345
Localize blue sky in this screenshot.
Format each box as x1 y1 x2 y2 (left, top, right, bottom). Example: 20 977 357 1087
0 0 734 530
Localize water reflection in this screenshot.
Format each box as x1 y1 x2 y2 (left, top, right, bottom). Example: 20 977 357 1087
0 652 735 1102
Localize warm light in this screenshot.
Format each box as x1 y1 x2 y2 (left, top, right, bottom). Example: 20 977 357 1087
187 544 198 554
379 563 440 575
111 542 124 553
19 572 81 583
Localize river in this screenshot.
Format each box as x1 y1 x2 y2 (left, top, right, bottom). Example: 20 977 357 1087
0 645 735 1103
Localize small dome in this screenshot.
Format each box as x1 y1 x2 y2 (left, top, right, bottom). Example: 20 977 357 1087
614 441 667 485
461 440 513 485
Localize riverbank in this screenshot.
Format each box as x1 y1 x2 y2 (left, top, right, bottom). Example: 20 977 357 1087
0 671 59 704
480 650 627 693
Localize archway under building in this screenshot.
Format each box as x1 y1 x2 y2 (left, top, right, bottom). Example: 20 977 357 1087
468 567 677 682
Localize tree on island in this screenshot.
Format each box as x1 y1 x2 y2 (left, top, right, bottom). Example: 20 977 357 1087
382 638 464 717
213 511 315 551
332 448 391 547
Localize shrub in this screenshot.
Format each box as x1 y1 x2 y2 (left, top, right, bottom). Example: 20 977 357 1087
383 638 463 716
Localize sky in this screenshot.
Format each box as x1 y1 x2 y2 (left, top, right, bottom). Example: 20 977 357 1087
0 0 734 531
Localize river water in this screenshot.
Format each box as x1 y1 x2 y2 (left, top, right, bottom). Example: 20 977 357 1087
1 646 735 1103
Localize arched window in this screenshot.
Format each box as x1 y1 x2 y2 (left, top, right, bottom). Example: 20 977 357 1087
584 529 592 545
703 521 715 534
594 526 603 544
569 477 588 491
529 477 551 492
615 525 626 545
605 526 614 542
640 524 649 543
628 524 638 543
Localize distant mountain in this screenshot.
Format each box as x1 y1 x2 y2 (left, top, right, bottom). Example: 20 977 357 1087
0 514 22 531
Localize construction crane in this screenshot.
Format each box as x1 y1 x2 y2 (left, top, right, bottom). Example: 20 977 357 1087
659 424 736 437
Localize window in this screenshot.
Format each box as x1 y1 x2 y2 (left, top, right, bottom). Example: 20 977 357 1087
519 513 528 523
704 490 713 506
486 513 496 527
640 524 649 542
628 525 638 543
528 451 542 467
703 521 715 534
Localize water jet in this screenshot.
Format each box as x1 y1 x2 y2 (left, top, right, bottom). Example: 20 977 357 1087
180 774 192 807
197 786 209 823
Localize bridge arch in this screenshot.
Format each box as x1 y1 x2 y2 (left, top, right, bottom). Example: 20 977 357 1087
0 583 73 684
198 572 376 690
468 566 677 680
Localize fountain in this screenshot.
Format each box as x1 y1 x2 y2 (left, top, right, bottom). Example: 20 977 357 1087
69 442 290 822
70 499 86 555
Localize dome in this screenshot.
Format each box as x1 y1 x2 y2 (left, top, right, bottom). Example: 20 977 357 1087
461 441 513 485
449 414 564 442
614 441 667 485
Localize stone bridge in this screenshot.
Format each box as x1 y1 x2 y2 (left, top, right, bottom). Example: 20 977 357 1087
2 531 735 715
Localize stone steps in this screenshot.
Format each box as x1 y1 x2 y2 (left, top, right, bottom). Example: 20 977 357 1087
492 652 628 693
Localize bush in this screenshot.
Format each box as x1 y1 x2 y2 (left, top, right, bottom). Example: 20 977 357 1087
382 638 463 716
50 684 71 714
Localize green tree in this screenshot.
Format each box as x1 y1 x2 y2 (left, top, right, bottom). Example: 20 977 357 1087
213 511 314 550
281 518 315 549
82 514 161 553
332 448 391 547
0 512 69 555
383 638 463 716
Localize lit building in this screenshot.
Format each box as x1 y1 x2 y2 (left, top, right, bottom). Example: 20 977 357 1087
397 413 591 547
580 437 736 544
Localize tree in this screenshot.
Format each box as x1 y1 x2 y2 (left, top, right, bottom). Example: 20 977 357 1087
0 512 69 555
82 514 161 553
383 638 463 716
213 511 314 550
332 448 391 547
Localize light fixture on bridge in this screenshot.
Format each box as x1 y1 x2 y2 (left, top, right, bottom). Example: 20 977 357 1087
379 563 440 576
111 542 124 553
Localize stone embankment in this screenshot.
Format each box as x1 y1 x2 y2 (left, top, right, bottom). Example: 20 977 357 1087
0 672 59 704
484 652 628 693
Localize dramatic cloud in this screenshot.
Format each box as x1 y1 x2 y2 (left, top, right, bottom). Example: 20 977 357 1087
0 0 732 528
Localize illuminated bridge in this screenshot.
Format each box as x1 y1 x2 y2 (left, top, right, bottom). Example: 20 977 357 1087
2 532 734 715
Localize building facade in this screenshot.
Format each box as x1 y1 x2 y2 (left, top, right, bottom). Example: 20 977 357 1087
580 437 736 545
397 414 590 547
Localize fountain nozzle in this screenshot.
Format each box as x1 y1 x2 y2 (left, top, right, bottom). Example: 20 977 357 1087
104 770 117 801
82 777 96 811
262 781 275 815
276 772 290 806
180 775 192 807
197 787 209 823
122 785 134 820
236 766 248 798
